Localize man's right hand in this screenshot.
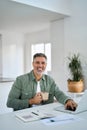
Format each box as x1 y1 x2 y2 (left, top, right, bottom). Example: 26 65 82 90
29 92 43 105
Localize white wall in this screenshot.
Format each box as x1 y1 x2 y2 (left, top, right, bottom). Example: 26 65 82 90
1 31 24 78
50 19 66 91
0 34 2 77
64 0 87 55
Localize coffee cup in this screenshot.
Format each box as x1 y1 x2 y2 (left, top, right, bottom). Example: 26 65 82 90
41 92 49 101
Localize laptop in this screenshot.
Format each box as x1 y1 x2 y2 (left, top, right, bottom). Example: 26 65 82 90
54 90 87 114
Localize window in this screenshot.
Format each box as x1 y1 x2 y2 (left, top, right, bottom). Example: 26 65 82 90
31 43 51 72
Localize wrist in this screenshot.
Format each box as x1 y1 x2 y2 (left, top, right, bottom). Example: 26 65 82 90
29 98 34 105
65 99 73 104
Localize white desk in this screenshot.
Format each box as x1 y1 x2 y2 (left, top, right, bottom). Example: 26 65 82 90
0 102 87 130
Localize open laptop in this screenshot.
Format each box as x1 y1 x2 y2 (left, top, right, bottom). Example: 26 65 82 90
54 90 87 114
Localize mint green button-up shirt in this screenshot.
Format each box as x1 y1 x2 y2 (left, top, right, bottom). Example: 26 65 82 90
7 70 70 111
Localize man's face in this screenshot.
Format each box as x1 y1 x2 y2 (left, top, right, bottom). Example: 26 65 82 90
32 57 47 76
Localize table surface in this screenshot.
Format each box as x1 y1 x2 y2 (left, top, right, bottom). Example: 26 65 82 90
0 102 87 130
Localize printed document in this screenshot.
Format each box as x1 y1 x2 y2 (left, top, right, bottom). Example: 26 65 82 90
15 110 55 122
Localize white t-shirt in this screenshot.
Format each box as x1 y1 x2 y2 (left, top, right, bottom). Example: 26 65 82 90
32 81 41 107
36 81 41 93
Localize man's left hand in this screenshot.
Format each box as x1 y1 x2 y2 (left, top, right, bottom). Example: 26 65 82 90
65 99 78 111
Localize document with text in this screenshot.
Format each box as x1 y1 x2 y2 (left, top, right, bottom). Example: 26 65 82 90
15 110 55 122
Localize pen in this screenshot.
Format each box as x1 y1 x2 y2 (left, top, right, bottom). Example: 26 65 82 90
32 112 39 116
49 118 74 122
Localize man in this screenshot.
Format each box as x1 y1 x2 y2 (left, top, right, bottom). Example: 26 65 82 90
7 53 77 111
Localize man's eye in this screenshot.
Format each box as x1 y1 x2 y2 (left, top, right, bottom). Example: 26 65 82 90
42 62 45 65
36 62 40 64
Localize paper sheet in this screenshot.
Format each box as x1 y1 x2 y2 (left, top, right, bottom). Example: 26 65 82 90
41 114 83 126
15 110 55 122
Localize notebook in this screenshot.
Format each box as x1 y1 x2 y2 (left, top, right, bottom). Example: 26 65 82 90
54 90 87 114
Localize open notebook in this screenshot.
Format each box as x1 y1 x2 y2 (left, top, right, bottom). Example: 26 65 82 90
54 90 87 114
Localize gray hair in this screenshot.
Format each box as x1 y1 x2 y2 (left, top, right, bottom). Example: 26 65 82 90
33 53 47 61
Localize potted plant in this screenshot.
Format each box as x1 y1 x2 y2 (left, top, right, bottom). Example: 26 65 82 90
67 53 84 93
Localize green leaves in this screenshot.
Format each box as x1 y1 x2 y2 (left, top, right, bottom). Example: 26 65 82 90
68 54 83 81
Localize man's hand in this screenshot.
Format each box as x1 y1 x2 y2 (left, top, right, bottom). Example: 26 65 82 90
65 99 78 111
29 92 43 105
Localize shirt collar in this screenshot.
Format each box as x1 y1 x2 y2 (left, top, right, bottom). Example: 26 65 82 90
31 70 45 81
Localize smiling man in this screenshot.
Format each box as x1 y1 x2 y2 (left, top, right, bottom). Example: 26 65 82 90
7 53 77 111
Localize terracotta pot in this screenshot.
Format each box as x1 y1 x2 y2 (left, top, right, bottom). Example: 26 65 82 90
67 80 84 93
